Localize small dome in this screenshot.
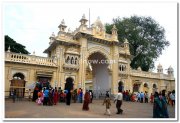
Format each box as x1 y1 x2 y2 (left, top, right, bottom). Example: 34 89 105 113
157 63 162 68
168 66 174 71
92 17 104 29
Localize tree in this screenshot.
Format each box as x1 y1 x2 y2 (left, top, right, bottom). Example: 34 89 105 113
105 16 169 71
5 35 30 54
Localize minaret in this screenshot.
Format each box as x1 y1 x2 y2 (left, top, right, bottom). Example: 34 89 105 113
111 25 118 41
58 19 67 32
157 63 163 73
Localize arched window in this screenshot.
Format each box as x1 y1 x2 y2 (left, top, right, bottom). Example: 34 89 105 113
144 83 148 88
71 57 74 64
75 57 78 65
66 56 70 64
153 84 157 88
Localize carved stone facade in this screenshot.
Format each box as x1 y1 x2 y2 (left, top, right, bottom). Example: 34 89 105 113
5 15 175 97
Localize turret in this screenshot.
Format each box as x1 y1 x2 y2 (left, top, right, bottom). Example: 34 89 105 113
124 38 130 55
58 19 67 32
79 14 88 26
157 63 163 73
167 66 174 76
111 25 118 41
79 14 88 31
49 32 55 45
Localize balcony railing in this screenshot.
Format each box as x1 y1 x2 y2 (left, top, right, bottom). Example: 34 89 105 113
5 52 57 67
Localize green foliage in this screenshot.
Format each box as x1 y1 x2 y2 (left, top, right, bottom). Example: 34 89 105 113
5 35 30 54
105 16 169 71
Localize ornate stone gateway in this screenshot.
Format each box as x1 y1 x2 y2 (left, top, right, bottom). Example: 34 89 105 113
5 14 175 98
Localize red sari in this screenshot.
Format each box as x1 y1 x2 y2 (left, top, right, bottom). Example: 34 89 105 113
82 92 90 111
53 91 59 105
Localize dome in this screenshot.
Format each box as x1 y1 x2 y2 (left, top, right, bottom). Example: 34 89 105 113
157 63 162 68
168 66 174 71
92 17 105 30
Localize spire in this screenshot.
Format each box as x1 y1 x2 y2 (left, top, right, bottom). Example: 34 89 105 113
33 51 35 55
7 46 11 52
79 14 88 25
58 19 67 32
49 32 55 45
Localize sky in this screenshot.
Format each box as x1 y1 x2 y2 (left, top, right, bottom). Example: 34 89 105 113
2 1 178 79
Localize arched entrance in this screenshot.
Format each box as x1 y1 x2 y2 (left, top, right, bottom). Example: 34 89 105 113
10 72 26 98
88 52 111 95
143 83 149 93
65 77 74 91
118 81 124 92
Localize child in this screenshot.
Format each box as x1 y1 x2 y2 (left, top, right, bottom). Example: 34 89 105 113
28 89 31 101
102 94 111 116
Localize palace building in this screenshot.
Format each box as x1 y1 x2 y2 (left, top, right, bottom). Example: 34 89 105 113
5 14 175 98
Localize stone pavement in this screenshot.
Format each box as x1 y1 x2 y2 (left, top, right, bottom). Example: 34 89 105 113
5 99 175 118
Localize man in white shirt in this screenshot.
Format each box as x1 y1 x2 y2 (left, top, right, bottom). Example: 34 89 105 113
114 90 123 114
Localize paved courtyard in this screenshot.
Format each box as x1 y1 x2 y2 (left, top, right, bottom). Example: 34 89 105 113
5 99 175 118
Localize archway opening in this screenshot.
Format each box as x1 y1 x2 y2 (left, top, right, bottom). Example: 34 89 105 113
143 83 149 93
65 77 74 91
11 72 26 98
118 81 124 92
133 83 140 92
88 52 110 96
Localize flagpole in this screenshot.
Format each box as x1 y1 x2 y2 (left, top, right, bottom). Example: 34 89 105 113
89 8 90 28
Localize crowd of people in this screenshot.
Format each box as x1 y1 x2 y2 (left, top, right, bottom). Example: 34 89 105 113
11 83 174 118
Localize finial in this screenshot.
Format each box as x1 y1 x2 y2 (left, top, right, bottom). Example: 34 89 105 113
124 38 129 43
97 16 100 20
61 19 65 25
7 46 11 52
51 32 55 37
82 14 86 19
68 28 72 33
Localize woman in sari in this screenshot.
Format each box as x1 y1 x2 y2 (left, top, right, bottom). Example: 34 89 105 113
82 91 90 111
153 92 163 118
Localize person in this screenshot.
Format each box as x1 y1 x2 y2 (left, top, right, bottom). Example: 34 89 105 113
48 89 53 106
114 90 123 114
140 92 144 103
89 90 93 103
12 89 17 103
161 90 169 118
53 89 59 105
150 93 154 103
43 87 49 106
102 94 111 116
153 92 163 118
32 85 39 101
144 91 148 103
137 92 141 102
72 89 77 103
66 90 71 105
28 89 31 101
79 89 83 103
170 90 175 106
36 90 43 105
82 91 90 111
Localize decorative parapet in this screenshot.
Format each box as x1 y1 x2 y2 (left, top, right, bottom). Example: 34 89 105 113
130 69 174 80
63 64 79 71
5 52 57 67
